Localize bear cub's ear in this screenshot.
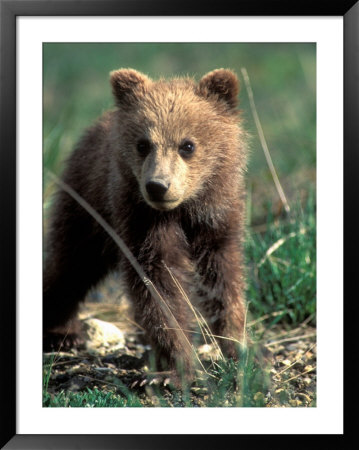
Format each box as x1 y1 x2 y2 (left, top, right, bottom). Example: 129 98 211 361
198 69 239 111
110 69 150 106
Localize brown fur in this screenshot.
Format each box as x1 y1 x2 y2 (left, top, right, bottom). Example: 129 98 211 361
43 68 247 373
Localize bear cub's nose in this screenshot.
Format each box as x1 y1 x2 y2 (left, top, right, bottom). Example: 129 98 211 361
146 179 170 202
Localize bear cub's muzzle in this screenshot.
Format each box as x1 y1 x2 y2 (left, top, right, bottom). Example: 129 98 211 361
145 178 171 202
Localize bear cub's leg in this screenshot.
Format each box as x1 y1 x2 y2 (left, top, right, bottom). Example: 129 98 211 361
195 238 246 359
122 220 196 374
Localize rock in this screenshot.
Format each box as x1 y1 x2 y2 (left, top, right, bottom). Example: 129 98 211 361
83 318 125 355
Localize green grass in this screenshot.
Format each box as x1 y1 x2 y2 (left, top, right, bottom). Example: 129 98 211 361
43 387 143 407
43 352 55 394
246 193 316 327
43 347 271 408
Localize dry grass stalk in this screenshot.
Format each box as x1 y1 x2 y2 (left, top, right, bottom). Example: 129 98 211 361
257 227 306 268
281 365 316 385
162 262 225 365
265 332 316 348
248 309 289 327
241 67 290 215
257 313 315 343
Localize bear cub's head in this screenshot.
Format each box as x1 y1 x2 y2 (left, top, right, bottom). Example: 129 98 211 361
110 68 242 211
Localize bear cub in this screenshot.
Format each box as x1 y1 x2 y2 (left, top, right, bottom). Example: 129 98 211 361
44 68 247 375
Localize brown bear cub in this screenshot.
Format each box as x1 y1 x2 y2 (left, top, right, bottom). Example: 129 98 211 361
43 68 247 376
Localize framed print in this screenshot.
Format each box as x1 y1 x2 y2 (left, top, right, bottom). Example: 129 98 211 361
1 0 357 448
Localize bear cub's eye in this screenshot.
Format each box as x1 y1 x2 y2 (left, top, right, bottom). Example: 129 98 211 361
136 138 152 157
179 140 195 159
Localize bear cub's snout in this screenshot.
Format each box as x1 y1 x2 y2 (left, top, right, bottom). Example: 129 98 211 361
145 179 170 203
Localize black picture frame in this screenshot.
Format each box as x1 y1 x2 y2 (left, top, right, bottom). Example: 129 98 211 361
1 0 357 448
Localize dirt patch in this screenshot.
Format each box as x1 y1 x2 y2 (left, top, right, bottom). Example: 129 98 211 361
44 300 316 407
